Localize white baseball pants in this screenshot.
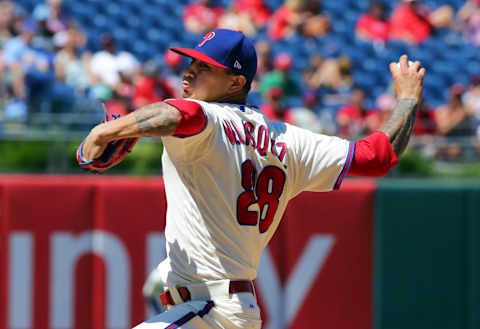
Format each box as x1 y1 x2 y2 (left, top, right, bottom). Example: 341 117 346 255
133 292 262 329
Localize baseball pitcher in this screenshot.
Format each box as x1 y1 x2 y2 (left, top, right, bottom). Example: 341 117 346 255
78 29 425 329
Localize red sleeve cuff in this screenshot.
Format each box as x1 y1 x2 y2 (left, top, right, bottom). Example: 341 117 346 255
348 131 399 177
164 99 207 137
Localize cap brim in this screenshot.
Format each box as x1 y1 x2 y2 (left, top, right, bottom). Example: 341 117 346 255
169 47 227 70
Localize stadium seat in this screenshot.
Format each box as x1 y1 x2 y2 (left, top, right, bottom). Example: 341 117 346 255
93 14 109 32
349 0 370 12
421 38 444 53
246 91 263 106
266 0 284 11
467 60 480 76
113 27 134 50
146 29 170 50
331 21 349 36
285 97 302 108
133 40 152 61
343 9 359 25
149 0 171 5
353 70 377 90
322 0 347 13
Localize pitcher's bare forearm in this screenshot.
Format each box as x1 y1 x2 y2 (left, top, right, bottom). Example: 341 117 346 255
379 98 418 156
95 102 181 143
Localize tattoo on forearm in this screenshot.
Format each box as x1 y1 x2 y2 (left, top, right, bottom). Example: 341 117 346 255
379 99 418 156
133 102 179 137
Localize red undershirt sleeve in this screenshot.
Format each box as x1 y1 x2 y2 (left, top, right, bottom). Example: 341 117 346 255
348 131 399 177
164 99 207 137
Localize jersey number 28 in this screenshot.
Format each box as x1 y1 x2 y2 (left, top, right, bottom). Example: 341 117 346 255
236 159 286 233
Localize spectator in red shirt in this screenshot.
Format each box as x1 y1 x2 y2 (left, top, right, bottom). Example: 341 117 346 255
268 0 298 40
364 93 396 133
233 0 271 28
390 0 432 44
218 0 271 36
390 0 453 44
183 0 225 35
132 60 176 109
268 0 329 40
411 101 436 135
356 2 390 43
336 88 377 138
259 87 294 124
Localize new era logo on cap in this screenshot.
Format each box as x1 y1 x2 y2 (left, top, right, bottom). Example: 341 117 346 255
169 29 258 85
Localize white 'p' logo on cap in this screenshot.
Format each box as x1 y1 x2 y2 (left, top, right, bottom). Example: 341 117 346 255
234 60 242 70
198 31 215 47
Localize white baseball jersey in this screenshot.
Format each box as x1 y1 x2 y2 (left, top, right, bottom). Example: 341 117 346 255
158 99 354 286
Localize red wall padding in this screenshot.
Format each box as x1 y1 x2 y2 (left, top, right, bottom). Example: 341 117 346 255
0 176 374 329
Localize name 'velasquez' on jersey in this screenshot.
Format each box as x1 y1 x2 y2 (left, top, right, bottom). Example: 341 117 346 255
222 114 288 167
158 100 352 285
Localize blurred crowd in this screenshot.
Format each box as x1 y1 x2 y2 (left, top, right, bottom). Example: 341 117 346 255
0 0 480 159
0 0 187 128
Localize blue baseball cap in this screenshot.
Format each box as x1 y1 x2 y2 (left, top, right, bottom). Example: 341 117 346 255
170 29 257 85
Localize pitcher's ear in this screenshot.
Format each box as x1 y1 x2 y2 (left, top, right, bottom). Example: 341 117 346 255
229 75 247 93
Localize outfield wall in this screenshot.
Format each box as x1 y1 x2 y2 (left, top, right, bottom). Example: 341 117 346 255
375 180 480 329
0 176 478 329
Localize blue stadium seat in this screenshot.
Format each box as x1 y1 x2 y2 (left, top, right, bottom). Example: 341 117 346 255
331 21 350 36
424 73 448 93
323 0 347 13
372 86 389 101
432 60 460 78
146 29 170 50
105 3 123 18
349 0 370 12
247 91 263 106
149 0 171 5
162 14 183 31
361 58 381 73
93 14 109 32
285 97 302 108
133 40 152 61
263 0 284 11
467 60 480 76
118 0 143 13
421 37 444 53
344 9 359 24
113 27 134 50
340 44 367 66
453 74 470 87
270 41 290 57
353 69 377 90
182 33 201 48
68 3 92 19
407 47 435 66
386 40 409 55
293 56 309 71
314 35 341 58
15 0 35 13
